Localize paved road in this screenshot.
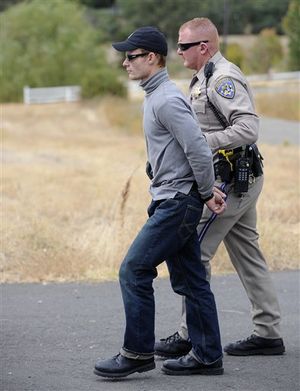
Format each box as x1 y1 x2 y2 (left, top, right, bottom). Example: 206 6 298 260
259 117 299 145
2 270 299 391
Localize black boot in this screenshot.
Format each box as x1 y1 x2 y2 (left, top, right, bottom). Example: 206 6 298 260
162 354 224 376
154 331 192 358
94 354 155 378
224 334 285 356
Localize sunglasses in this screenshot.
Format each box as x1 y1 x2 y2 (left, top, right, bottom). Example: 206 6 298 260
177 40 209 51
126 52 150 61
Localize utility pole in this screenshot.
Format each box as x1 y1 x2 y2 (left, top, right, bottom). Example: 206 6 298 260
223 0 230 57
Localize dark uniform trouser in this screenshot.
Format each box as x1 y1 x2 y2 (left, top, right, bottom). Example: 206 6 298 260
179 175 281 339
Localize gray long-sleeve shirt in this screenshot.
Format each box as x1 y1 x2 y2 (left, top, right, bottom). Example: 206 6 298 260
140 68 214 201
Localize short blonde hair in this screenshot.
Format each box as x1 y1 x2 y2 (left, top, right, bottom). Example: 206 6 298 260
180 17 217 34
179 18 219 50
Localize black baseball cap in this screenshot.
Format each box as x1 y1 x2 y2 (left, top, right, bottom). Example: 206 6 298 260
112 26 168 56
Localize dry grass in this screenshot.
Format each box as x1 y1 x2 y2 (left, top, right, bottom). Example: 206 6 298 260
255 91 300 121
2 101 149 282
253 79 300 121
1 98 299 283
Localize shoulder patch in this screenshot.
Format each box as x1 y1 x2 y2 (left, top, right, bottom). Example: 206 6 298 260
215 78 235 99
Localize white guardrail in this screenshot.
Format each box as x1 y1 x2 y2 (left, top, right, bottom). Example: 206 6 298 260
23 85 81 104
246 70 300 82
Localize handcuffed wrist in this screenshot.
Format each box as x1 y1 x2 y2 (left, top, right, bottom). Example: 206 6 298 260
202 193 214 202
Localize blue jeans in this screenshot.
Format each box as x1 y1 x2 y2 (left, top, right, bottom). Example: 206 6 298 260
119 188 222 364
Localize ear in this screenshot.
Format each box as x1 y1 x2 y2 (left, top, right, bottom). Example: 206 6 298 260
199 42 209 55
148 52 157 65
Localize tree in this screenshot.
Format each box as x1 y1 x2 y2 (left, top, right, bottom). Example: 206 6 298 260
0 0 23 12
66 0 292 47
107 0 291 44
282 0 300 70
0 0 126 102
114 0 221 44
79 0 116 7
234 0 290 34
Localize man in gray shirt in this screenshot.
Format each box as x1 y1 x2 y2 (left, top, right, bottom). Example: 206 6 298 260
93 26 226 378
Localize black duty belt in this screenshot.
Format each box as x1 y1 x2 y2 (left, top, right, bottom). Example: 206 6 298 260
214 144 264 194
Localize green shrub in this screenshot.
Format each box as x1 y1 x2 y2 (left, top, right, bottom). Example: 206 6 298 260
223 43 245 70
282 0 300 71
0 0 126 102
245 28 283 74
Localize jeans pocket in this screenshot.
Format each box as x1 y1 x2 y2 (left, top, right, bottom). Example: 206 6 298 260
147 199 163 217
178 204 203 242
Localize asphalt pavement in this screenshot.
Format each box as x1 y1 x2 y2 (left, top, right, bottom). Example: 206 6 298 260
259 117 299 145
1 270 300 391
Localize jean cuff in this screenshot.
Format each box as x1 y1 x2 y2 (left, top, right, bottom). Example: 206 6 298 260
190 349 223 365
120 347 154 360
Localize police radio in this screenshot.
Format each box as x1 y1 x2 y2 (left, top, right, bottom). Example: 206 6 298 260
234 155 250 194
204 62 214 80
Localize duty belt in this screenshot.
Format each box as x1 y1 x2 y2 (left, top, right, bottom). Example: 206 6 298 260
214 144 264 193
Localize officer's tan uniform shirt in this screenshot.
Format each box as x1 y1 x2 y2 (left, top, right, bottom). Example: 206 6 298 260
190 51 259 156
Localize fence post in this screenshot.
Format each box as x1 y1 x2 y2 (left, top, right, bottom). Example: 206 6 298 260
23 86 30 105
65 87 72 102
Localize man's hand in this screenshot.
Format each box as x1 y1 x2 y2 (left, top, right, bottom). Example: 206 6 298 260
205 187 227 215
213 186 226 199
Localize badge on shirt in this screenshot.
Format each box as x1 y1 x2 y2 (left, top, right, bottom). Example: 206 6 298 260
190 85 201 101
215 78 235 99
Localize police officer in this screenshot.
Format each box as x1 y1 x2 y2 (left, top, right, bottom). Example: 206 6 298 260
155 17 285 359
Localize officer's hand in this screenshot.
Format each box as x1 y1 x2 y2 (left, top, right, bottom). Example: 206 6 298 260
205 194 226 215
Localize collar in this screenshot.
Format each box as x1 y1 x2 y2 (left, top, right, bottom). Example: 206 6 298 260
140 68 169 94
194 51 223 81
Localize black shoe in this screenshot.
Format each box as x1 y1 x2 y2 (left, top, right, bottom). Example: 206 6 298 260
94 354 155 378
162 354 224 376
154 332 192 358
224 334 285 356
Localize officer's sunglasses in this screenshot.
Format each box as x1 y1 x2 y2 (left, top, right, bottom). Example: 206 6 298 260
126 52 150 61
177 40 209 51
